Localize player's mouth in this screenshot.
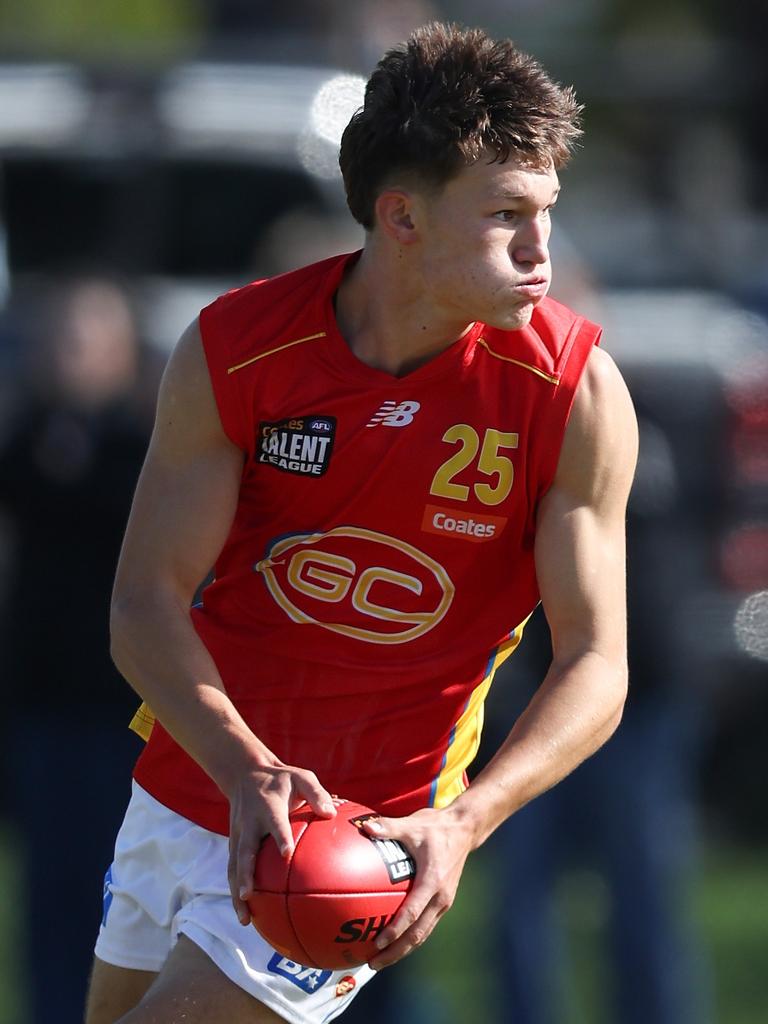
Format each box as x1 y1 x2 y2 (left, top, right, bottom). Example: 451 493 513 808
510 277 549 299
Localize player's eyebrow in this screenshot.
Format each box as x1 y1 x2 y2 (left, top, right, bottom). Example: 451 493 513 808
495 185 561 202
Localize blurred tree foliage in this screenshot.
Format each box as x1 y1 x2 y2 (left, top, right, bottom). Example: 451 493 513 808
0 0 203 57
597 0 713 36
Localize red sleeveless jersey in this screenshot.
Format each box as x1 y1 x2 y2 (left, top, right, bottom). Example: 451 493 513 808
132 252 601 834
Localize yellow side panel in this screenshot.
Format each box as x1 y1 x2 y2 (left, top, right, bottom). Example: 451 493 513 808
430 618 530 809
129 701 155 741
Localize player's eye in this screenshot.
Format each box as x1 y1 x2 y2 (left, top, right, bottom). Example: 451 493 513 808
493 210 518 222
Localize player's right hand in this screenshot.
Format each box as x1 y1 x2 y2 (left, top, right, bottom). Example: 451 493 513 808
226 761 336 926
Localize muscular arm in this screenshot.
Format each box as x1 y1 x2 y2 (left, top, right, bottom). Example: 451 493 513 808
111 321 335 923
453 345 637 842
367 345 638 967
111 321 250 788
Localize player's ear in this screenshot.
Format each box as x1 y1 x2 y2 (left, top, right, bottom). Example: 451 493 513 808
374 190 420 245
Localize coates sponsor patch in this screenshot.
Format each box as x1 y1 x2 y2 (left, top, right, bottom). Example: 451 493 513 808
350 815 416 883
258 415 336 477
267 954 332 992
421 503 507 542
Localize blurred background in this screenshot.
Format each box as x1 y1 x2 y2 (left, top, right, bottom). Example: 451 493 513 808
0 2 766 1023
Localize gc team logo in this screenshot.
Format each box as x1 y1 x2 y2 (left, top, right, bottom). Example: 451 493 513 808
254 526 454 645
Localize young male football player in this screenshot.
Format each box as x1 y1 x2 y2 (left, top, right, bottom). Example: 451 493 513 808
86 22 637 1024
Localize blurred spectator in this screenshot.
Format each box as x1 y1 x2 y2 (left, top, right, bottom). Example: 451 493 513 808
482 606 711 1023
0 279 156 1024
253 206 363 279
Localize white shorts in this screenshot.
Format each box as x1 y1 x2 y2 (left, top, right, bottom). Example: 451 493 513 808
95 781 376 1024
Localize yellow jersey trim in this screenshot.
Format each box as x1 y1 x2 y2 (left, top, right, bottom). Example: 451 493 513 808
227 331 327 375
429 617 530 809
476 337 560 386
129 702 155 742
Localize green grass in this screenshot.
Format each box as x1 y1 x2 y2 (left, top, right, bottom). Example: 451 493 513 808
0 826 26 1024
1 827 766 1024
697 849 768 1024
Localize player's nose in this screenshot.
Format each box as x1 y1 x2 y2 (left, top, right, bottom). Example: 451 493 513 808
511 219 549 268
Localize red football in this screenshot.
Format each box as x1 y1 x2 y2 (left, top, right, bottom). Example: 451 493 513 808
248 799 414 969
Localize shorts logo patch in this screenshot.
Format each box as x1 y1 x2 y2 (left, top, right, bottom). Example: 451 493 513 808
258 415 336 477
350 815 415 882
267 954 332 992
336 975 357 997
101 865 114 927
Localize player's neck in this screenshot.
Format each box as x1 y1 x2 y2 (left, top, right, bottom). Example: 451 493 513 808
334 243 475 378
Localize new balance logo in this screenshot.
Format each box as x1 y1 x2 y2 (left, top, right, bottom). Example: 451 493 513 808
366 400 421 428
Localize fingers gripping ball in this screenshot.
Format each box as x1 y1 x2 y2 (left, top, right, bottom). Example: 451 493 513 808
248 800 414 969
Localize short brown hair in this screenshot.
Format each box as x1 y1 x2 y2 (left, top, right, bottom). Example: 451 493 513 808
339 23 582 230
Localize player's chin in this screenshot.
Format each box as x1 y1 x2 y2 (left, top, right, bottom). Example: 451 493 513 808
490 302 536 332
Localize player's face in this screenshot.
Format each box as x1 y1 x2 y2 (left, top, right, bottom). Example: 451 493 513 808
416 155 560 331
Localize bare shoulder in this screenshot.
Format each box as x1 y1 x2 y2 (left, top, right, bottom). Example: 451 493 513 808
113 319 244 596
554 345 638 509
152 319 232 456
535 344 636 660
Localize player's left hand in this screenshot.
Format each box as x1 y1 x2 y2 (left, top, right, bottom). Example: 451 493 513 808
360 805 476 969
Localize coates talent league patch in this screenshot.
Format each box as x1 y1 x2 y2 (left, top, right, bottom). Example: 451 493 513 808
257 415 336 477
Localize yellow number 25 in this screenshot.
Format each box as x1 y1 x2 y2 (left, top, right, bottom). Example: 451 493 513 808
429 424 519 506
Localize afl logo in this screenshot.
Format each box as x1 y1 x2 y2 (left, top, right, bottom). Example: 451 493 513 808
254 527 454 645
308 417 333 432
